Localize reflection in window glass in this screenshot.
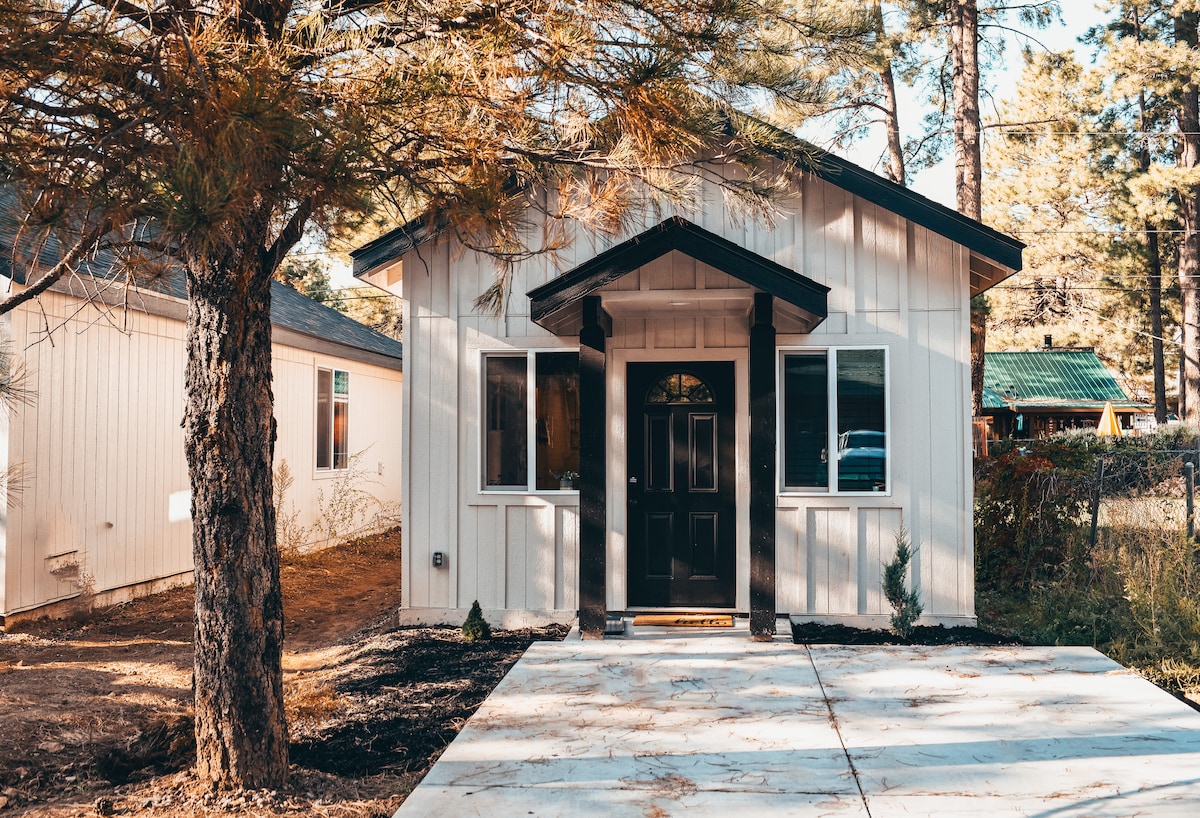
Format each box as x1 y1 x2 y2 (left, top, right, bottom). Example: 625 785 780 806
646 372 714 404
316 368 350 470
535 352 580 490
783 353 829 488
333 399 349 469
783 349 886 492
836 349 886 492
485 357 528 488
316 368 332 470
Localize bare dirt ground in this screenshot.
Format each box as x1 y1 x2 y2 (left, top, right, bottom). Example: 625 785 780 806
0 532 567 817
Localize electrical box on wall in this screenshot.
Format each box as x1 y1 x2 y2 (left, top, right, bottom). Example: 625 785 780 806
432 552 445 568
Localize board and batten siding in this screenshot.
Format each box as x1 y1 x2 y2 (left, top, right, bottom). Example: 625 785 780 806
393 168 975 625
1 289 403 618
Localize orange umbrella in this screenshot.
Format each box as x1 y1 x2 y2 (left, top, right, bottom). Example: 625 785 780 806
1096 402 1122 437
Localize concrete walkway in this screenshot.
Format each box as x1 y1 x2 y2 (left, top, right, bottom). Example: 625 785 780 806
395 622 1200 816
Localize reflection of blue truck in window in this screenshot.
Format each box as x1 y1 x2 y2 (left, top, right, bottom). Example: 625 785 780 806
837 430 886 491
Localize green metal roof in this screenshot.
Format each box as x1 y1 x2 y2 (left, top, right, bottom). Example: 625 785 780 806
983 350 1150 411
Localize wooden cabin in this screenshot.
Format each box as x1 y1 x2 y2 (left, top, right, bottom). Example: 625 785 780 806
983 348 1154 438
353 148 1023 637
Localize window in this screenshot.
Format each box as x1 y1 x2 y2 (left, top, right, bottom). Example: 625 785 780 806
316 368 350 470
484 351 580 491
646 372 714 404
782 348 887 492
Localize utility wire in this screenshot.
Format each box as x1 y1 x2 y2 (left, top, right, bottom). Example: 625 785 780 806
1005 228 1193 233
990 130 1200 136
320 292 398 302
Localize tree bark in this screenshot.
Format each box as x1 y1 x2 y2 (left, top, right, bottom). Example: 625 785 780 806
184 242 287 789
874 0 905 186
1132 10 1168 424
880 62 906 186
950 0 982 220
950 0 986 416
1177 11 1200 426
1148 222 1168 421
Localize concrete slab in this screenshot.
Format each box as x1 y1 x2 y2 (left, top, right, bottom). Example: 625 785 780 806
394 627 1200 817
812 645 1200 816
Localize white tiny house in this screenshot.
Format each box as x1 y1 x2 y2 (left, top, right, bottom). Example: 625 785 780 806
0 256 404 625
353 146 1021 637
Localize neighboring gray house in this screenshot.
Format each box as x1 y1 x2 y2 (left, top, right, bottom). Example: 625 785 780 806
0 230 403 625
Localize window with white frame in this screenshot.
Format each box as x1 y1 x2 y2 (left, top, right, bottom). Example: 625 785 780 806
781 348 888 492
483 351 580 491
316 368 350 470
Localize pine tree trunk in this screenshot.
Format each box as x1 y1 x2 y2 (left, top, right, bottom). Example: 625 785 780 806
1135 20 1168 423
1148 224 1168 422
184 247 287 789
874 0 905 186
950 0 985 416
880 62 906 186
951 0 982 220
1178 11 1200 426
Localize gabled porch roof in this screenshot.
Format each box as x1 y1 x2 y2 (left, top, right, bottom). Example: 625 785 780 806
526 216 830 336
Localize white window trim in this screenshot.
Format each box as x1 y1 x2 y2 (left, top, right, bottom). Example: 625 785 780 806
479 348 581 495
776 345 892 497
315 365 351 474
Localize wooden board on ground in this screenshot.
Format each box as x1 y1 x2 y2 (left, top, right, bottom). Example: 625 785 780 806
631 614 734 627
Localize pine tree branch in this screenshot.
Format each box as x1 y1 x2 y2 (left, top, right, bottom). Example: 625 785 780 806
0 218 112 316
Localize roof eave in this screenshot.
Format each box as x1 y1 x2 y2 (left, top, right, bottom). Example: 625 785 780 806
803 151 1024 277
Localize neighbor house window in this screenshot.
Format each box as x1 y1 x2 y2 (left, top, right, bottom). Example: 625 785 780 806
782 348 887 492
316 368 350 470
484 351 580 491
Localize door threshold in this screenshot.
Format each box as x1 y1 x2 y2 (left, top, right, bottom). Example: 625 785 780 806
622 607 742 615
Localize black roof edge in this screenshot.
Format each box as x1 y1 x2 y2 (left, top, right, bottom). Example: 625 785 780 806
527 215 830 321
804 149 1023 272
350 213 443 278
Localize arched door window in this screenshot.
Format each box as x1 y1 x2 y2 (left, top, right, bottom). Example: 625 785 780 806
645 372 714 405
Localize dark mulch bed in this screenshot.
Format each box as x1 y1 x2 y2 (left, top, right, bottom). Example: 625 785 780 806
289 625 569 777
792 621 1025 646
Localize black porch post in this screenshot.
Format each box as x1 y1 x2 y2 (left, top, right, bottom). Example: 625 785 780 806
579 296 609 638
749 292 777 639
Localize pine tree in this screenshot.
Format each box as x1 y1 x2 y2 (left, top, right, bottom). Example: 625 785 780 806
985 3 1200 417
0 0 863 790
983 54 1125 352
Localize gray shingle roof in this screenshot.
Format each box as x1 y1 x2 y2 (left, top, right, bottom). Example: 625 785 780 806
1 199 401 363
268 279 403 361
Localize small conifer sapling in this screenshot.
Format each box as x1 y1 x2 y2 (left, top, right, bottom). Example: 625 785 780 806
462 600 492 642
883 529 923 640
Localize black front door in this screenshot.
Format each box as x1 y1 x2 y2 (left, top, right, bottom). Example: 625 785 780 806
627 361 736 608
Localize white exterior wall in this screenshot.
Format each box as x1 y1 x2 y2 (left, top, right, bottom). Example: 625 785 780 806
391 170 975 626
272 344 404 549
0 289 402 618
